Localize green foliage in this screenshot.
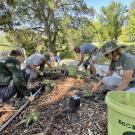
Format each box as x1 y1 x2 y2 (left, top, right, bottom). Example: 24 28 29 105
41 79 55 91
0 0 95 54
59 49 75 59
81 70 90 78
83 90 92 97
128 1 135 41
93 21 109 43
82 86 92 97
0 0 19 31
61 64 68 70
118 27 129 42
6 30 45 56
67 65 91 78
79 21 96 43
68 65 78 76
98 1 128 42
17 110 38 127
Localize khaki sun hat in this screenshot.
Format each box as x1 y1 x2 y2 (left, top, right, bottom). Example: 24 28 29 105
101 42 126 55
43 52 51 61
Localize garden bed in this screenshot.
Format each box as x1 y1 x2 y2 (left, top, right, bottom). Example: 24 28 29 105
1 77 107 135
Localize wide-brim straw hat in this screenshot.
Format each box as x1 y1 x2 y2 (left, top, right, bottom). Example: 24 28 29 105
101 42 126 55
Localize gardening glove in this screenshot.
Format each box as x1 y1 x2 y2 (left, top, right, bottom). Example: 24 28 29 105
38 71 44 77
78 65 83 71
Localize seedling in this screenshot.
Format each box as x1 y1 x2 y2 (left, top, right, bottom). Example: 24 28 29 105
83 90 92 97
17 110 38 127
82 86 93 97
41 79 55 92
68 65 78 76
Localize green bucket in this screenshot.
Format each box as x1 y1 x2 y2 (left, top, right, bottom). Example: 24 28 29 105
105 91 135 135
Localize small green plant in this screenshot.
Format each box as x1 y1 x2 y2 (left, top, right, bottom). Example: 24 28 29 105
41 79 55 92
17 110 38 127
68 65 78 76
83 90 92 97
41 79 50 85
82 70 90 78
76 74 82 80
61 64 68 71
82 86 93 97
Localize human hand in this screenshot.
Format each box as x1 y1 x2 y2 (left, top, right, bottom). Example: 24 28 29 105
92 85 100 92
78 65 83 71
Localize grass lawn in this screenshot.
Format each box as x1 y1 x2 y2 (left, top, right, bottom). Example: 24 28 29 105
0 35 17 51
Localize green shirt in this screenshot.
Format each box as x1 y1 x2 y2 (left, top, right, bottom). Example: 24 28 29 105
0 57 30 96
109 53 135 78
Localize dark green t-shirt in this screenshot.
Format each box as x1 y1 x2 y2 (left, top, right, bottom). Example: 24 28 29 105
0 57 30 96
109 53 135 77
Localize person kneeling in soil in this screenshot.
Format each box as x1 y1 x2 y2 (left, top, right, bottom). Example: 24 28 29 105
0 49 34 105
25 52 52 80
74 43 101 78
92 42 135 93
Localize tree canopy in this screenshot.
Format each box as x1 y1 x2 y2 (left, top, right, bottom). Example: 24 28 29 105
0 0 135 56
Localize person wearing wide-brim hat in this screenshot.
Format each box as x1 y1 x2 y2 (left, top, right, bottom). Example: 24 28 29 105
101 42 126 55
92 41 135 93
25 52 52 80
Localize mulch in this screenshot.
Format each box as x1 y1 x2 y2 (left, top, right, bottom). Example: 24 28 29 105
0 77 107 135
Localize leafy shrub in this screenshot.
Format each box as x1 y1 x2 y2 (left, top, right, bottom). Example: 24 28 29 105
17 110 38 127
68 65 78 76
59 50 75 59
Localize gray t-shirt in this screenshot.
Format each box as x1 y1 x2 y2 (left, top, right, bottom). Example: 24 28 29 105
25 53 44 66
80 43 97 55
109 53 135 77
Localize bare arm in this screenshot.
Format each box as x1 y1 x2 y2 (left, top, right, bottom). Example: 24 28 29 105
32 64 38 73
117 70 133 91
92 70 113 92
77 54 84 67
92 80 103 92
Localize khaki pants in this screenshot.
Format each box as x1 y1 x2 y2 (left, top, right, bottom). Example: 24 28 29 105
102 76 135 92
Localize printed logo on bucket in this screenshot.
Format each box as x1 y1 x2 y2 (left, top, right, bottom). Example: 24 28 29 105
119 120 135 130
122 131 135 135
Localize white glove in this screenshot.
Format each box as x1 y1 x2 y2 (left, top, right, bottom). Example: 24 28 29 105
78 65 83 71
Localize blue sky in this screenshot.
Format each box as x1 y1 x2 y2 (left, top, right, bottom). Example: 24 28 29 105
84 0 132 12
